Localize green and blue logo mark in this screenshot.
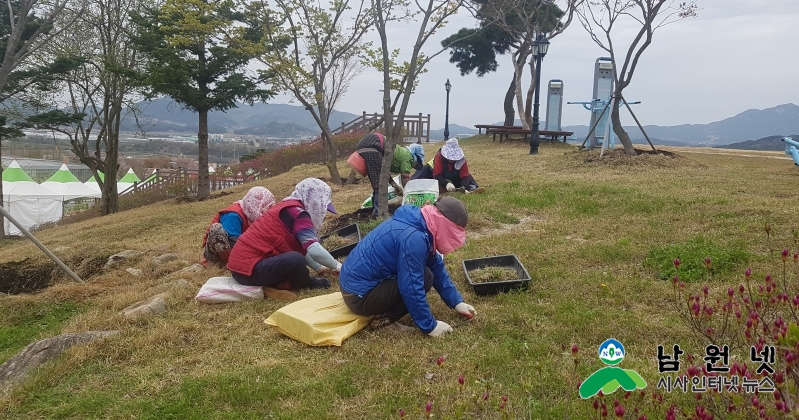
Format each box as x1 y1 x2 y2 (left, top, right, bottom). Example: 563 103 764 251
579 338 647 399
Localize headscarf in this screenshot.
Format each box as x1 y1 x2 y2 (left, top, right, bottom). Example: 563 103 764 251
238 186 275 224
282 178 337 232
420 204 466 255
406 143 425 165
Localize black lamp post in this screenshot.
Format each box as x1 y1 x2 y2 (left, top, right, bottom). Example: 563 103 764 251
444 79 451 141
529 33 550 155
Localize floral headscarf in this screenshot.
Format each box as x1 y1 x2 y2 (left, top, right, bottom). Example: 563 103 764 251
238 186 275 224
282 178 336 232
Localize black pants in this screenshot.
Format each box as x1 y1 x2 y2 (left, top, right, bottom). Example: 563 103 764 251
410 164 433 180
232 251 312 289
343 267 434 322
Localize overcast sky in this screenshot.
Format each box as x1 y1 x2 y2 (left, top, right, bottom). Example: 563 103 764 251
269 0 799 130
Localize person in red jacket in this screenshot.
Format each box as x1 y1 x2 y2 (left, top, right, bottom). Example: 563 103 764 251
201 186 275 266
433 138 484 194
227 178 341 297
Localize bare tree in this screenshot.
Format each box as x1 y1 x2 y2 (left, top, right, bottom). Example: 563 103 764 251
474 0 580 130
251 0 372 185
370 0 471 216
29 0 146 215
577 0 697 156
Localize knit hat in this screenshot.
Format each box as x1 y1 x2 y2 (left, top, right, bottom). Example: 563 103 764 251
440 138 464 161
434 196 468 228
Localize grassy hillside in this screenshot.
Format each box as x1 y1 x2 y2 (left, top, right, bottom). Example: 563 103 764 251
1 137 798 419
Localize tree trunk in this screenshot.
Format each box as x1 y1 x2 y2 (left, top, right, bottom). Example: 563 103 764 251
503 76 516 126
319 125 342 185
0 138 5 238
524 56 536 128
513 54 529 130
197 109 210 198
610 93 636 156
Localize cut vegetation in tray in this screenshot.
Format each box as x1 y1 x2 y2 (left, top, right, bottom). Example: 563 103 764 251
323 234 358 250
466 266 519 283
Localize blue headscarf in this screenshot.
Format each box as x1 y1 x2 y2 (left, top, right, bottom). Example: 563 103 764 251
406 143 425 165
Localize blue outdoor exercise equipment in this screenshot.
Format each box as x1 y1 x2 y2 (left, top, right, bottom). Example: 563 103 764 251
783 137 799 166
567 57 656 154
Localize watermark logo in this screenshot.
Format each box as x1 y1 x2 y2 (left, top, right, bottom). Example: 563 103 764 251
579 338 647 399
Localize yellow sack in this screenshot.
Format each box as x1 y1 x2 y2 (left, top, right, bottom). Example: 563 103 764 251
264 292 373 347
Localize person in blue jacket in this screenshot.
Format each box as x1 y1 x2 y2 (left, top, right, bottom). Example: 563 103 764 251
339 196 477 336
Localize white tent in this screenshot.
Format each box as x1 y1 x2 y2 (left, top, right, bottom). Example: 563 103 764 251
85 171 104 194
2 160 63 236
208 165 216 174
41 163 101 201
117 168 141 195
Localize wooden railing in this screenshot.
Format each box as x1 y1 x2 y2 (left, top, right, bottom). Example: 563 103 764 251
117 168 265 210
332 112 431 143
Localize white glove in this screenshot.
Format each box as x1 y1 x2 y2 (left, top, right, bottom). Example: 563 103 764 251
428 320 453 337
446 183 455 192
335 262 343 272
455 302 476 319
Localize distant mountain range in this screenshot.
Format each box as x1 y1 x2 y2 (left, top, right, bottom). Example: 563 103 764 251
122 98 359 137
717 134 798 151
121 99 799 150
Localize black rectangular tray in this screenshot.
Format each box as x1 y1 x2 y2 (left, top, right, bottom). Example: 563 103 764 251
462 254 531 296
320 223 362 259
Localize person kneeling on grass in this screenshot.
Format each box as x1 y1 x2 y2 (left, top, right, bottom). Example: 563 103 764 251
227 178 342 301
201 186 275 266
411 138 484 194
339 196 477 336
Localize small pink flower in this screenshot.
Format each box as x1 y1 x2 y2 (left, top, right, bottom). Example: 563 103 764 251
673 258 681 269
704 257 712 269
727 287 734 298
436 355 446 367
501 395 508 402
593 399 600 410
782 248 790 261
614 404 625 418
425 401 432 414
482 391 489 401
457 374 464 386
739 284 745 294
745 268 752 279
399 408 405 418
572 344 579 356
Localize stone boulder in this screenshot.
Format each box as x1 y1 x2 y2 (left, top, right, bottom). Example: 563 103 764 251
103 250 144 270
120 293 168 319
0 331 119 395
151 253 181 266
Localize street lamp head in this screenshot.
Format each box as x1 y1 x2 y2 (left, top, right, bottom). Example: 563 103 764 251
445 79 451 92
535 33 550 58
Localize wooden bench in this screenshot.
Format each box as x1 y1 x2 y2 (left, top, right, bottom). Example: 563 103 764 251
540 130 574 143
474 124 519 135
486 127 531 143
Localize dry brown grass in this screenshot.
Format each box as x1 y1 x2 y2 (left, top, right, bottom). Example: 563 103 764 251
2 137 799 418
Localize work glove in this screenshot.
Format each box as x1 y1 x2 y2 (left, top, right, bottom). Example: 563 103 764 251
428 320 453 337
335 261 343 273
454 302 476 319
446 183 455 192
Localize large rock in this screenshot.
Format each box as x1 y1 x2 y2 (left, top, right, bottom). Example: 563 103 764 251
151 253 181 266
0 331 119 395
177 263 204 274
104 250 144 270
120 293 168 319
126 268 143 277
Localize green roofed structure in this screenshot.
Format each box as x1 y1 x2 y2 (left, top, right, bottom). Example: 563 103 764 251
41 163 101 201
2 159 63 235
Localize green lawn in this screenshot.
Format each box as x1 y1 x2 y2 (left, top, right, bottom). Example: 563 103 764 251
1 138 797 419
